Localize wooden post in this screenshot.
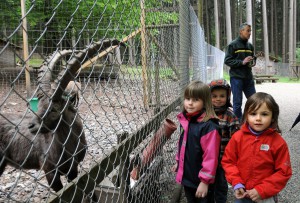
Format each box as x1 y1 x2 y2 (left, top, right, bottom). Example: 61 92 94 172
140 0 148 109
146 37 152 106
118 132 130 203
20 0 31 99
154 57 160 114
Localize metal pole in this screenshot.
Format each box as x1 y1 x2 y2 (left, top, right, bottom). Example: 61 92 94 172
20 0 31 99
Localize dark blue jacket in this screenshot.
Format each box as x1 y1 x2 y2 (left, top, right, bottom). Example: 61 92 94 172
224 36 255 79
176 112 221 189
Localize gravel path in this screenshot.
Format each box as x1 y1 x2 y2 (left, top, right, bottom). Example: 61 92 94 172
254 83 300 203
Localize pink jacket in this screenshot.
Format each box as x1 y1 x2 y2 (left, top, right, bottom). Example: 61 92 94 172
176 112 221 186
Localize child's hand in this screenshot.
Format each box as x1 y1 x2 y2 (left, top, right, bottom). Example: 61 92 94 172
246 188 261 202
234 188 247 199
171 163 178 172
195 182 208 198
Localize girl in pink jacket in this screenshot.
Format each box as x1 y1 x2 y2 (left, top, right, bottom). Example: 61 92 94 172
172 81 221 203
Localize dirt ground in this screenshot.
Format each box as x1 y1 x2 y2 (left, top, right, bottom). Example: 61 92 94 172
0 78 180 203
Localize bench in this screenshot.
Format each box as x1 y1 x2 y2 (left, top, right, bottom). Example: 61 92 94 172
254 75 279 84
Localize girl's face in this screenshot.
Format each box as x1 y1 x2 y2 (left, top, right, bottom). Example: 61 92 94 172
211 89 227 108
246 102 272 132
184 97 204 114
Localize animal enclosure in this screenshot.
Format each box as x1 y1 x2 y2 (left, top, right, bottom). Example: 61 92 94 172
0 0 223 202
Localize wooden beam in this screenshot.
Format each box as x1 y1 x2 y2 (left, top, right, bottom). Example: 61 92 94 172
140 0 148 109
80 28 141 70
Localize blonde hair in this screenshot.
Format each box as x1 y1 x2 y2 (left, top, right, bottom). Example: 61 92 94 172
183 81 217 121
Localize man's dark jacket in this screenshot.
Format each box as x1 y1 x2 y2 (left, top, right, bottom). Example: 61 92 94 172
224 36 255 79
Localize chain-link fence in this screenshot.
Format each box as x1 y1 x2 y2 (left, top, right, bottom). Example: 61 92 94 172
0 1 224 202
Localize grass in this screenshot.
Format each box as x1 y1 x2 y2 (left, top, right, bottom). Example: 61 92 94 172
29 58 44 67
277 77 300 83
223 72 230 81
121 65 175 79
223 72 300 83
16 58 44 68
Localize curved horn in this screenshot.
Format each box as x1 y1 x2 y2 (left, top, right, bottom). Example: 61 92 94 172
37 50 74 99
51 39 123 101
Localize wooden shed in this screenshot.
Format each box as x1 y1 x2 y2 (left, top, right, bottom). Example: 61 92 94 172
0 39 22 68
252 51 279 75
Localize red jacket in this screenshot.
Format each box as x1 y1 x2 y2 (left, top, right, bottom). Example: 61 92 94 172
221 123 292 199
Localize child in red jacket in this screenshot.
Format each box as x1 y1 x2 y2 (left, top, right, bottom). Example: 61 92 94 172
222 92 292 203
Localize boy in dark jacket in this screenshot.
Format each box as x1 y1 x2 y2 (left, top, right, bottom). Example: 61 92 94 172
209 79 240 203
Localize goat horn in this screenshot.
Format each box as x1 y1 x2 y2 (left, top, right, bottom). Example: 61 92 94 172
37 50 74 99
51 39 123 101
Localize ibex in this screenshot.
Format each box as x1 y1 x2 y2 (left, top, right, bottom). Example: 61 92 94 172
0 39 123 192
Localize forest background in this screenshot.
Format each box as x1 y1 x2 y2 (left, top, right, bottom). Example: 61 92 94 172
0 0 299 67
192 0 299 64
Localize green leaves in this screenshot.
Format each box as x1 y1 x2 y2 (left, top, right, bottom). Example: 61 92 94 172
0 0 179 51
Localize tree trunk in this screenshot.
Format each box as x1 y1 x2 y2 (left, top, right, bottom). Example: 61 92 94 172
282 0 288 63
289 0 294 64
246 0 253 43
252 0 256 51
238 1 243 25
297 1 300 48
262 0 270 74
274 1 278 57
293 0 296 63
198 0 203 26
214 0 220 48
205 0 210 43
220 0 226 49
128 38 135 66
270 0 274 55
225 0 232 44
231 0 237 37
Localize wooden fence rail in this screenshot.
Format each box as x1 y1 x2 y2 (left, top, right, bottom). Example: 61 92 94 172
49 97 180 203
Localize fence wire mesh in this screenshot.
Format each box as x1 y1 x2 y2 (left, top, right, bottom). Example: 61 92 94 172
0 0 224 202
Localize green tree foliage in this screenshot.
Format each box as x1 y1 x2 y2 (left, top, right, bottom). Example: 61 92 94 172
0 0 179 54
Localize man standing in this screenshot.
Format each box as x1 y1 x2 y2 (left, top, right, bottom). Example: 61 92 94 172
224 23 256 120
